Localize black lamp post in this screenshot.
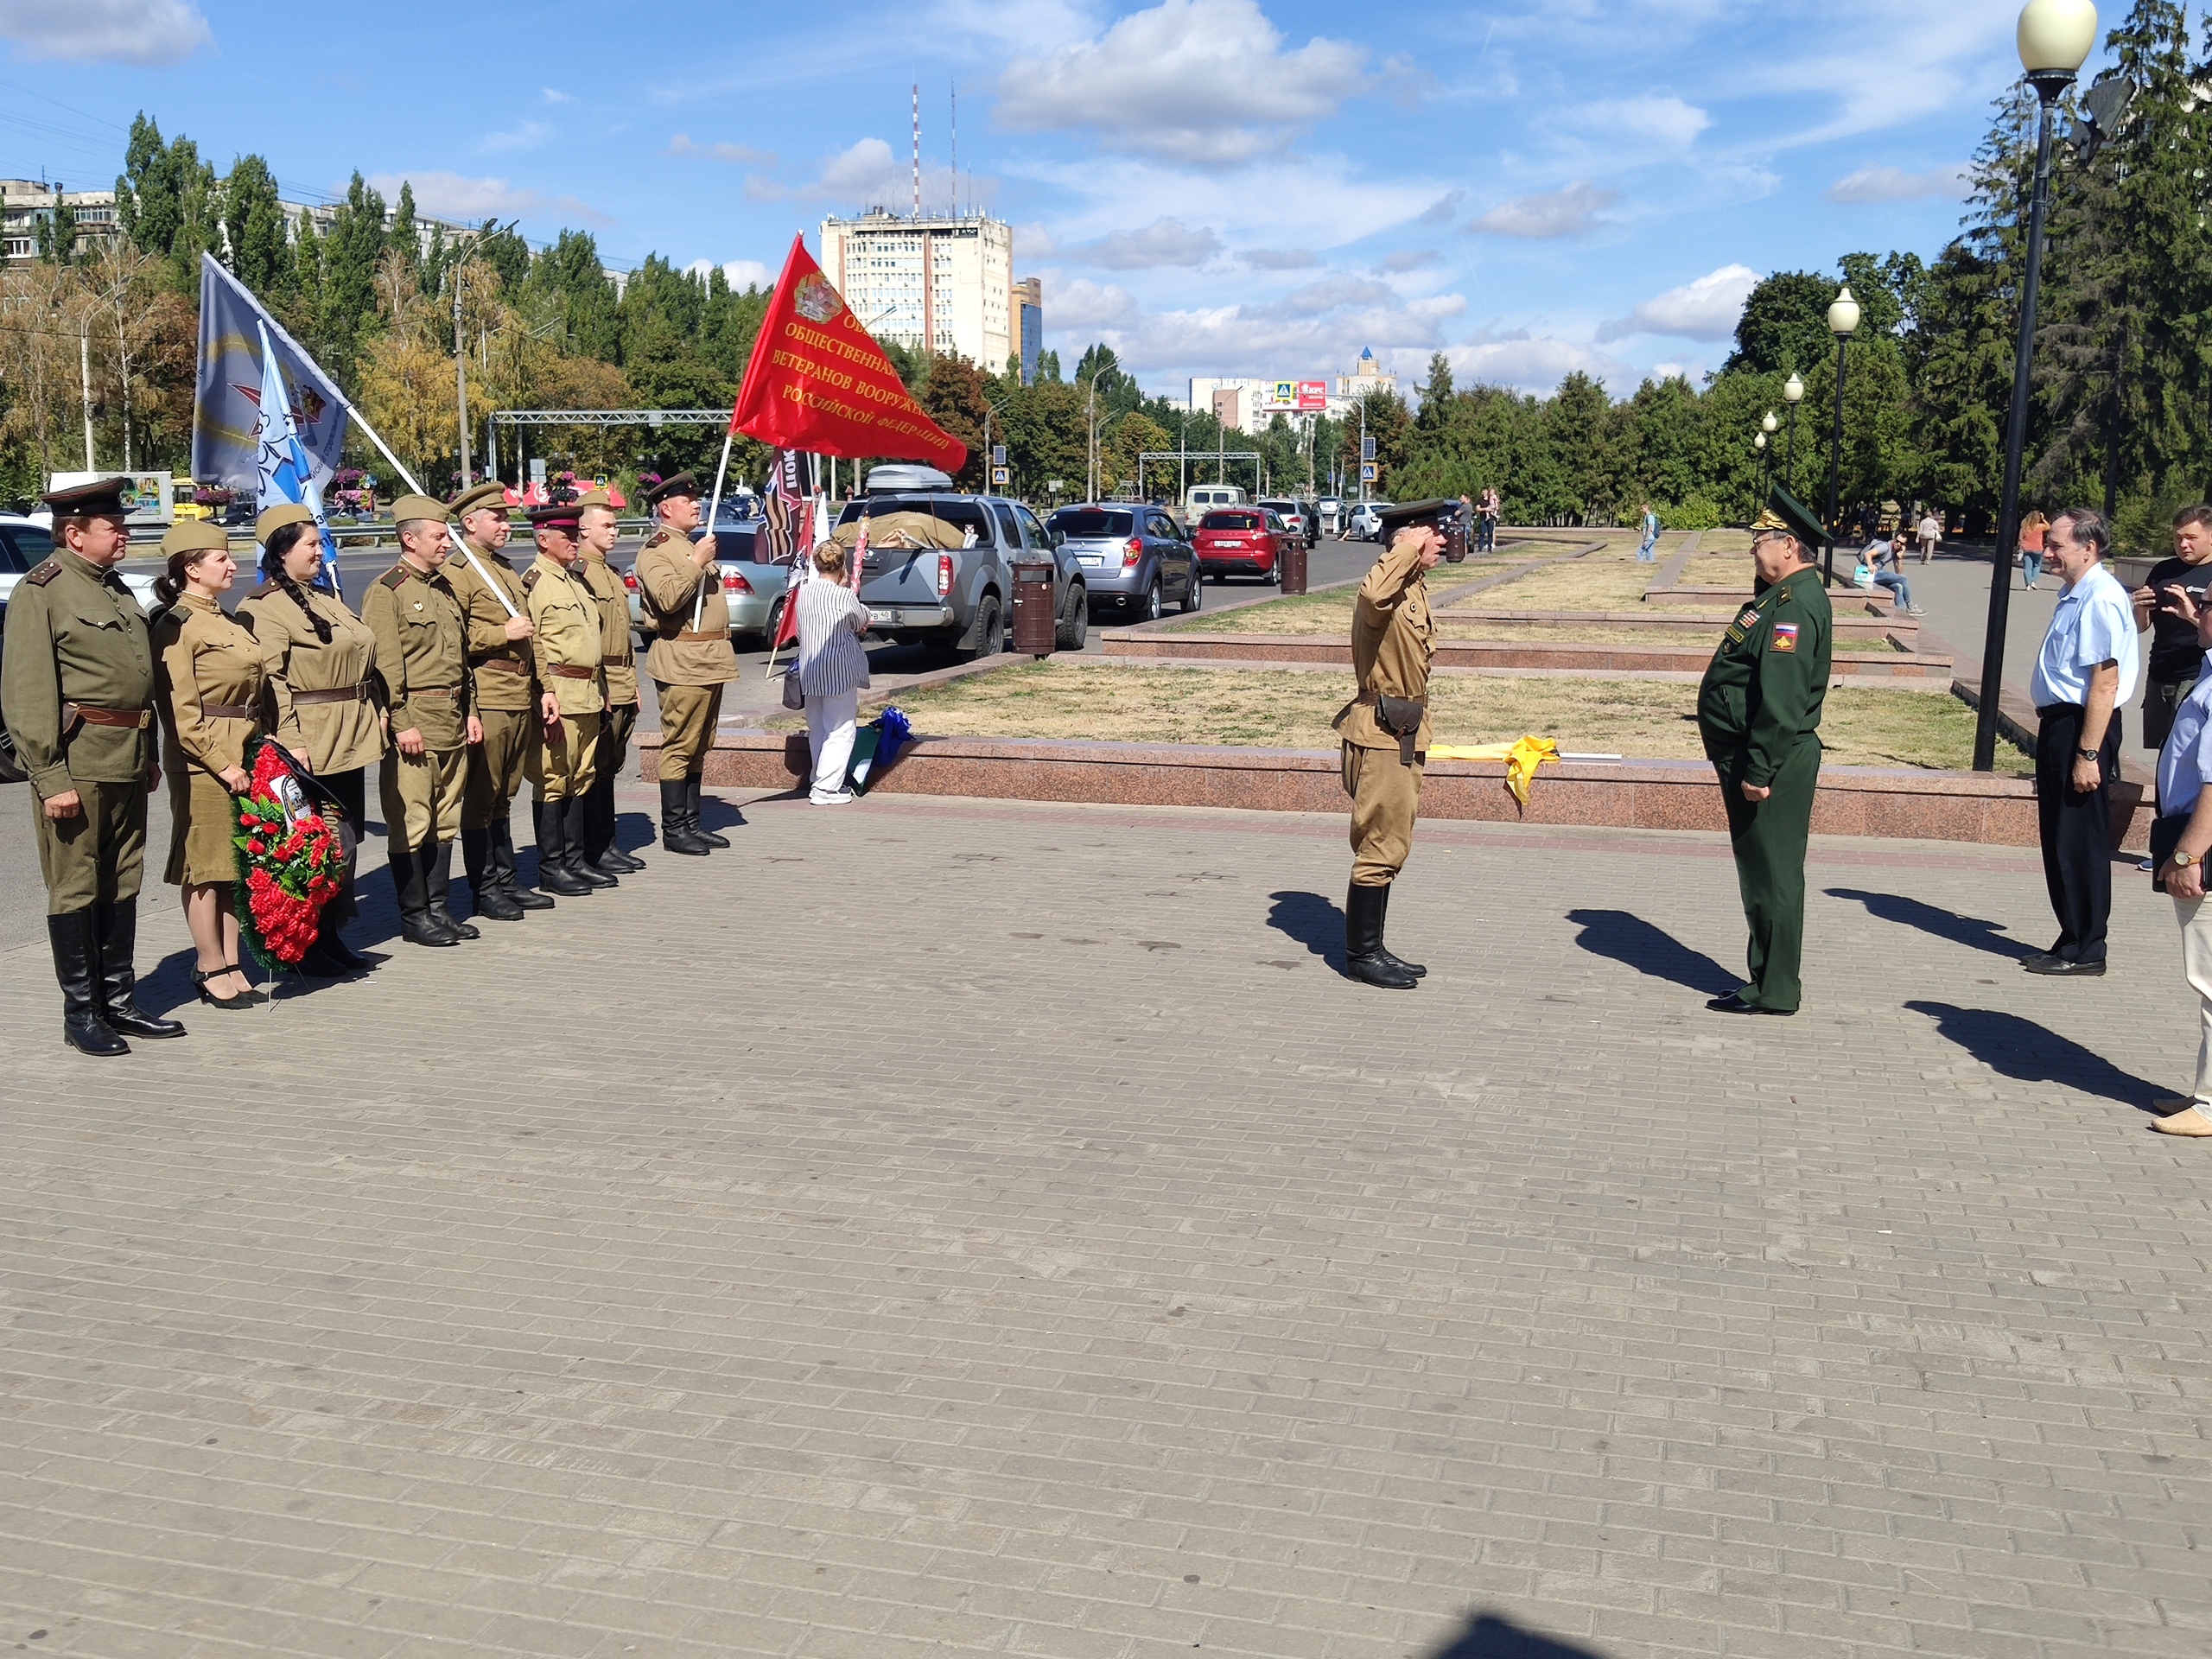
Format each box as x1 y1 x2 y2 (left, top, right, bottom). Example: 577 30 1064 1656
1973 0 2101 771
1783 372 1804 495
1757 429 1770 494
1821 286 1860 587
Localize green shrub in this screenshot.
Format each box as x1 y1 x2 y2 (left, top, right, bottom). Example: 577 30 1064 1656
1659 497 1723 531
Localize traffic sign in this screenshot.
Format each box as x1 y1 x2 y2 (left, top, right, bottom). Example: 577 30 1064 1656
992 444 1007 467
1361 462 1378 482
991 467 1010 486
1360 437 1376 461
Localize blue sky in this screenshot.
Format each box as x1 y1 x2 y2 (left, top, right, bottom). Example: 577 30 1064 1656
3 0 2082 399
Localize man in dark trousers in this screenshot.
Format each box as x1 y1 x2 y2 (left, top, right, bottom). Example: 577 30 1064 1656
1696 487 1832 1016
2027 507 2139 976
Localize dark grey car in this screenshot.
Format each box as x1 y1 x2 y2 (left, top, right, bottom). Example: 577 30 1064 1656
1046 504 1201 623
836 484 1090 657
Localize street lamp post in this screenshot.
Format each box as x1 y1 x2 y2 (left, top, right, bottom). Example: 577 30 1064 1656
1783 372 1804 495
1974 0 2100 771
1821 287 1861 586
1759 410 1778 494
1756 429 1770 493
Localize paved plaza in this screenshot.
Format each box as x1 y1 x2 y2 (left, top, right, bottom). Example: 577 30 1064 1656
4 775 2210 1659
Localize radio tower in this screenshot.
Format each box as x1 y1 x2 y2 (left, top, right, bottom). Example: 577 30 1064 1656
911 82 920 219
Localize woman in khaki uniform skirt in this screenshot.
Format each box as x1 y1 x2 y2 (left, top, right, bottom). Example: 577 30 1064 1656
240 505 385 976
149 524 270 1009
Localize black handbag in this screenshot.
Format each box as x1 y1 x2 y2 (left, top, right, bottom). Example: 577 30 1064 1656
780 669 804 711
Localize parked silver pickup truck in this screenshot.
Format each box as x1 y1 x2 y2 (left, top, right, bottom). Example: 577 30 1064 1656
832 467 1088 658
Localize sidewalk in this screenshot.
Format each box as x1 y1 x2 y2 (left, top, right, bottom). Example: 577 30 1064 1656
4 791 2209 1658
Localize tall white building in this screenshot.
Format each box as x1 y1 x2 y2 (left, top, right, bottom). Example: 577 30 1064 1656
820 211 1014 371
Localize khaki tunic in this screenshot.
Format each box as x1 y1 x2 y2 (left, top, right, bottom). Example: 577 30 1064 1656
445 538 537 713
238 582 384 775
578 551 639 709
1332 537 1436 888
363 559 471 846
636 527 738 685
1 551 157 912
152 593 268 887
524 554 604 801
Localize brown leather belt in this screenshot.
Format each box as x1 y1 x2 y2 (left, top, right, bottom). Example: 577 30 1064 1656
475 656 528 675
675 628 728 642
410 687 461 699
202 702 254 721
291 683 370 706
601 654 629 667
63 702 151 729
549 664 597 681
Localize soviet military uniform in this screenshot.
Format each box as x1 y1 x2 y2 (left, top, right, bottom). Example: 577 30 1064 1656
576 544 643 875
1 500 179 1052
636 520 736 853
150 592 268 887
446 535 541 918
524 550 607 893
363 550 475 945
1697 563 1833 1014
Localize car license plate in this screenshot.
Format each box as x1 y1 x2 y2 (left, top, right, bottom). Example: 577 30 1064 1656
1077 555 1105 567
867 607 893 626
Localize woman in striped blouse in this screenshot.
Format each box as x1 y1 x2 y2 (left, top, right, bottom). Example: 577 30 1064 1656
796 542 873 804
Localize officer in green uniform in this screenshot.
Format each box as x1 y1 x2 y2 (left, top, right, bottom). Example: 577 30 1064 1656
1696 486 1834 1015
2 478 188 1054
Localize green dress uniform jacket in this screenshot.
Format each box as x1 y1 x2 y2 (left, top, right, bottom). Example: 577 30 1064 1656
1 550 156 798
1696 564 1833 1013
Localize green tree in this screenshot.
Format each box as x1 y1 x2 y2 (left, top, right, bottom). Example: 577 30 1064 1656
222 155 291 299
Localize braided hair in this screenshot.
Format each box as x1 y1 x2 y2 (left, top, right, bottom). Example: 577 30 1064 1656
259 522 333 644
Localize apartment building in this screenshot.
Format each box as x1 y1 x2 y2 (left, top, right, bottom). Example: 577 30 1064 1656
0 177 474 267
819 210 1015 372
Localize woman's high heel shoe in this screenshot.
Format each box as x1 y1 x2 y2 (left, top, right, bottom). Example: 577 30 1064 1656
194 968 266 1008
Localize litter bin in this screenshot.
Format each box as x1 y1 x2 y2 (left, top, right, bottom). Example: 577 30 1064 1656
1011 559 1057 658
1278 537 1307 595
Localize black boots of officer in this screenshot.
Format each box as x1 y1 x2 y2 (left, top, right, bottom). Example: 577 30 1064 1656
1344 883 1421 990
392 840 466 946
425 842 477 942
582 772 645 876
94 900 188 1039
461 826 524 923
493 817 554 911
658 779 714 856
532 800 594 897
687 775 731 847
563 795 617 887
48 905 187 1055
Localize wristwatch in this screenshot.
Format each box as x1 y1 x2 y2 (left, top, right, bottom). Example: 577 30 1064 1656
2178 852 2200 869
2077 747 2099 760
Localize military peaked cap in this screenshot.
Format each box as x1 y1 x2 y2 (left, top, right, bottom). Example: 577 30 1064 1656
449 480 512 519
1752 484 1827 551
644 473 700 506
43 477 131 518
1377 498 1457 537
255 502 315 544
526 505 582 530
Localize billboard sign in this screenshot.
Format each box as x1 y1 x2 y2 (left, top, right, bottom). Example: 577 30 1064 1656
1259 378 1334 413
49 471 172 525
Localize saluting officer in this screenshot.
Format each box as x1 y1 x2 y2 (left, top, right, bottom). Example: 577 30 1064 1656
363 496 482 948
443 480 546 923
1332 499 1452 990
632 473 732 857
521 505 609 896
571 488 645 878
1696 487 1834 1016
1 478 185 1054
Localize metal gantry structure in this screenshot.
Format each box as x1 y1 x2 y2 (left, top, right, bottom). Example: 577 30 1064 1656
480 410 734 487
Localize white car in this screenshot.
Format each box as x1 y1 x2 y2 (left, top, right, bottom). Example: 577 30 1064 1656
1347 501 1392 542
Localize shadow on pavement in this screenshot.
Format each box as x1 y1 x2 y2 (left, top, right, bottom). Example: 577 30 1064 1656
1267 889 1341 963
1423 1611 1613 1659
1827 887 2031 960
1905 1001 2169 1111
1567 907 1736 995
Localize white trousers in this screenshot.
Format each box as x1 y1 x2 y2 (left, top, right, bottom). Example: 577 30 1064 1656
2177 893 2212 1105
806 689 860 800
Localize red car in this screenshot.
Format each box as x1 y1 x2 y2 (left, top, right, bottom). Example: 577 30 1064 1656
1193 509 1287 583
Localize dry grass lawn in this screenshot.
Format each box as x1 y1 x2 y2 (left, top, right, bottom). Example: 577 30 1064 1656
877 662 2025 771
1164 595 1900 649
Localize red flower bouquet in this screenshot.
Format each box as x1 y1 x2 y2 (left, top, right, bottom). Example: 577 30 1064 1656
232 739 345 969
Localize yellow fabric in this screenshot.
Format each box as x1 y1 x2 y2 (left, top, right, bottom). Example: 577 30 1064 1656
1427 734 1560 806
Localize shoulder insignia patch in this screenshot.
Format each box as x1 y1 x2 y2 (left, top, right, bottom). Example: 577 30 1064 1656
1772 622 1799 653
378 566 410 591
1736 607 1759 629
523 568 543 594
22 559 60 587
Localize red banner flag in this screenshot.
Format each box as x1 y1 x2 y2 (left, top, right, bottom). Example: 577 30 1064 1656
729 235 968 474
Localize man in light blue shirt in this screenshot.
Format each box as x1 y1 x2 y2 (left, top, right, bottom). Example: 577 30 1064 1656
2149 589 2212 1135
2024 508 2139 976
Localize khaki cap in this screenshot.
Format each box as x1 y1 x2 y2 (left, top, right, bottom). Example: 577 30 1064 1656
159 521 231 557
390 493 452 525
449 480 511 519
256 502 315 543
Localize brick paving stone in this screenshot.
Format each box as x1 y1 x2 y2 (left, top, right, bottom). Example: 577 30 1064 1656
5 791 2212 1656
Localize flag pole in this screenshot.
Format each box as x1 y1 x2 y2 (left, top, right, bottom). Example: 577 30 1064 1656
343 404 518 620
694 428 735 631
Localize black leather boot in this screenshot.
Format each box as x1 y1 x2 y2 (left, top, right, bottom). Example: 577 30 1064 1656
462 826 524 921
1373 885 1426 978
425 841 479 938
659 779 714 855
687 775 731 847
534 801 594 896
565 795 617 887
586 773 645 873
92 899 188 1038
49 910 130 1054
493 816 554 909
1344 884 1416 989
391 840 457 945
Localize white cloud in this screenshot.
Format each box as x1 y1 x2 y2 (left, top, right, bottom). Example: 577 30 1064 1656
1825 163 1970 204
1243 247 1318 270
1014 222 1058 258
482 119 553 153
542 87 576 105
1380 249 1439 273
1446 331 1632 397
820 137 903 199
366 172 611 228
0 0 209 62
686 258 773 290
1596 263 1758 343
1467 181 1618 239
998 0 1369 166
668 133 776 166
1415 191 1465 227
1068 218 1224 269
1609 94 1711 148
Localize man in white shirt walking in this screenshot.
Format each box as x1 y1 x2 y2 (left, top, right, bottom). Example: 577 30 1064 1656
1916 509 1942 565
2025 508 2139 976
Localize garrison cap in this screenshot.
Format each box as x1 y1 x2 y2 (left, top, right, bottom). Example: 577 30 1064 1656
526 504 582 531
571 488 613 510
159 520 230 557
449 480 512 519
1377 498 1457 537
1752 483 1826 551
390 493 452 525
255 502 315 544
644 472 700 506
43 476 131 518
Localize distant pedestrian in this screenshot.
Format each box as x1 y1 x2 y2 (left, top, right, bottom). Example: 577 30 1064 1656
2024 508 2138 977
798 542 872 805
1478 486 1500 552
2019 509 2050 590
1636 502 1660 563
2147 584 2212 1136
2132 505 2212 753
1862 531 1924 616
1916 508 1942 564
